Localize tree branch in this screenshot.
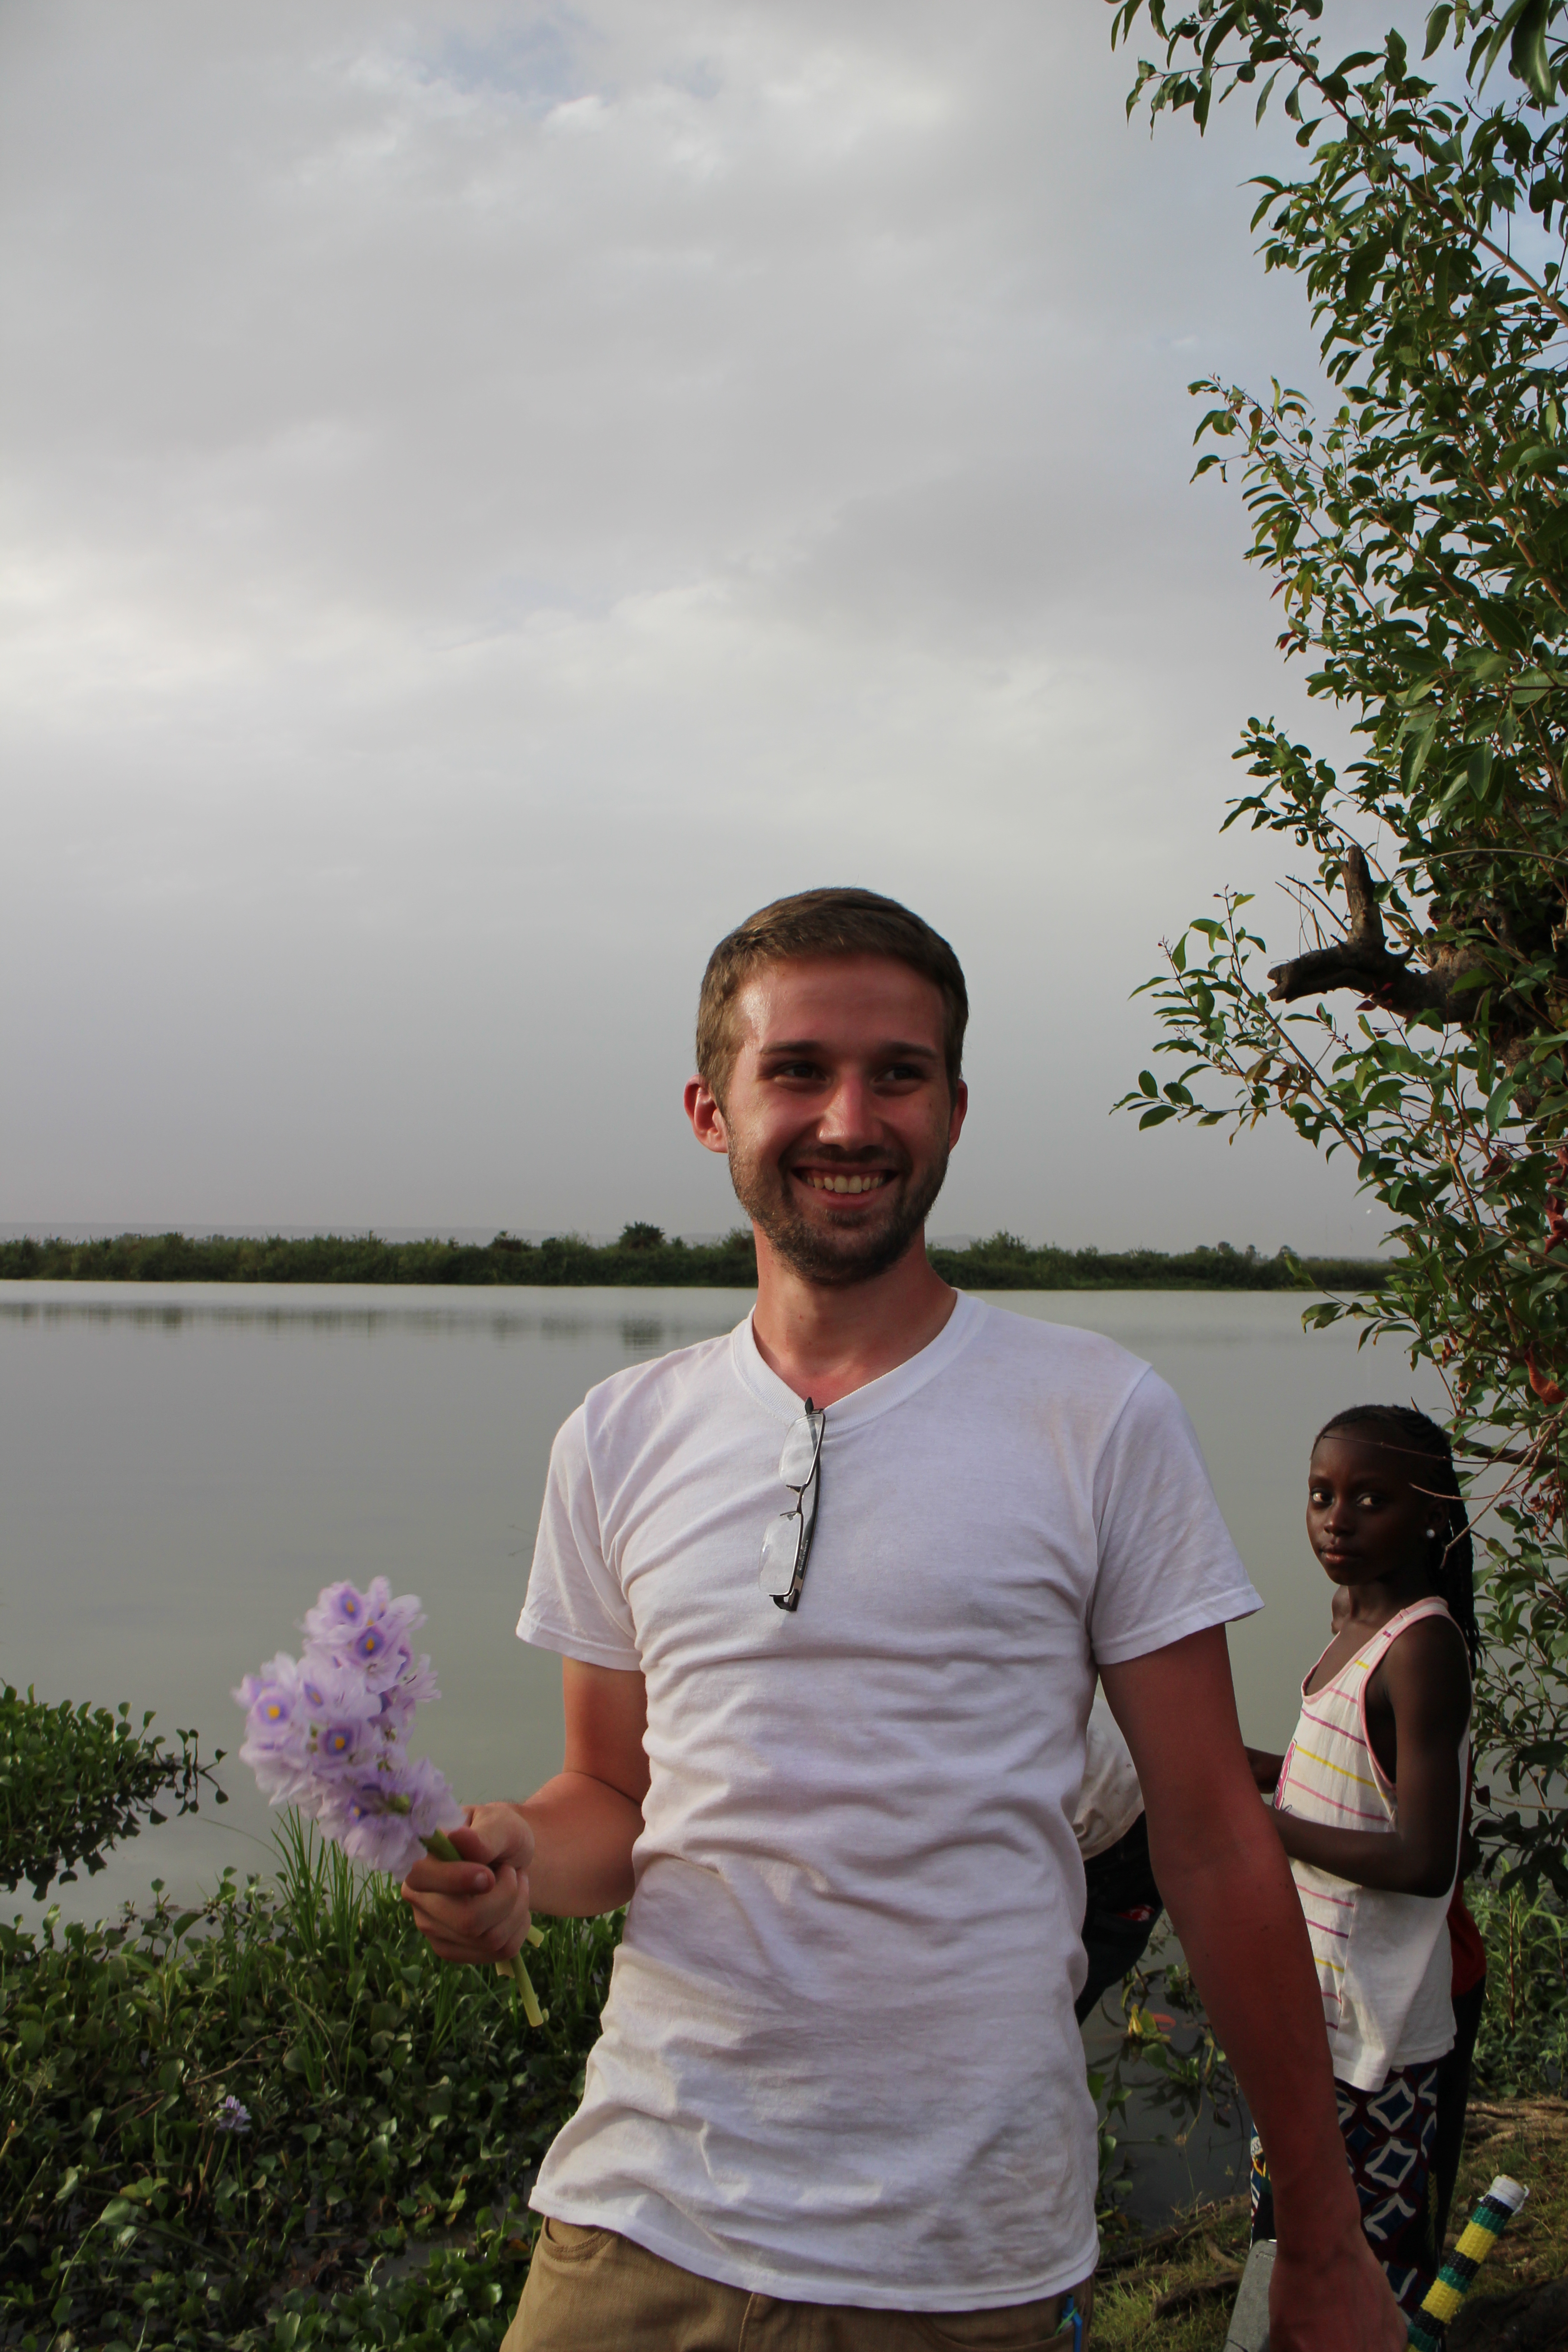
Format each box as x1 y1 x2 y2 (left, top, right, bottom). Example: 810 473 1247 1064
1266 844 1468 1016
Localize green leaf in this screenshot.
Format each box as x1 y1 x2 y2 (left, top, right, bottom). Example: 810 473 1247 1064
1511 0 1555 102
1487 1075 1520 1132
1344 235 1389 311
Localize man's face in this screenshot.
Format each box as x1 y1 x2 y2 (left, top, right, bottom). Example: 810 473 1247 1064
686 955 967 1287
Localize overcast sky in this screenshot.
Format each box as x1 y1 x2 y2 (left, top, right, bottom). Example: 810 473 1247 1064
1 0 1399 1251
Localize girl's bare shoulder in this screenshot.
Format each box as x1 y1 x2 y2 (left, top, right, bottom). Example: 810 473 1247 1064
1375 1610 1471 1713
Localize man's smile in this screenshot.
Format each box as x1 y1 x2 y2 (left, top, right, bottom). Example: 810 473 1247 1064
793 1170 895 1196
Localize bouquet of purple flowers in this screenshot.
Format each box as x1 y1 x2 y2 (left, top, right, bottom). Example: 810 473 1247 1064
235 1578 543 2024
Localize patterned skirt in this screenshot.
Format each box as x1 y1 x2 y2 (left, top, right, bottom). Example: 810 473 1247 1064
1250 2058 1441 2318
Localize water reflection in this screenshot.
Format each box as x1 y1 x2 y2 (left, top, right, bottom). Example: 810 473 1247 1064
0 1290 747 1351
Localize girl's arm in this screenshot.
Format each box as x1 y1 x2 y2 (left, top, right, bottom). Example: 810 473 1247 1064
1272 1618 1469 1897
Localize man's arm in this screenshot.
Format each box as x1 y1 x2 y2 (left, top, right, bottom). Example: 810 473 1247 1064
401 1658 648 1963
1101 1627 1404 2352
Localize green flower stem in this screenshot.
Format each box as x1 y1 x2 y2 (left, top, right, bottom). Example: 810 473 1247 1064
422 1828 546 2027
511 1947 545 2027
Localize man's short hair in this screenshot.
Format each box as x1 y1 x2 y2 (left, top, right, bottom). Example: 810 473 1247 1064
696 887 968 1106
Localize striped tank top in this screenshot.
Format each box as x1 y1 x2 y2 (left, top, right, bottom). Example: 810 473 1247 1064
1275 1596 1469 2092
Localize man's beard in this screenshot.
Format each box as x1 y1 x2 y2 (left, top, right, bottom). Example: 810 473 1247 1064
726 1138 952 1288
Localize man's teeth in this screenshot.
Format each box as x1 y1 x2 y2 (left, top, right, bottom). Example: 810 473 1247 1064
801 1171 891 1195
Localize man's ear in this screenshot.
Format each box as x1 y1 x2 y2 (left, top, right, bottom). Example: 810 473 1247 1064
685 1076 730 1157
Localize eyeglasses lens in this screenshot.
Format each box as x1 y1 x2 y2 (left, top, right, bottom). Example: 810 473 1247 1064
760 1513 804 1597
758 1411 823 1602
777 1415 821 1487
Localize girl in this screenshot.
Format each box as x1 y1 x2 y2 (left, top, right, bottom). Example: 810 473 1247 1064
1246 1403 1477 2319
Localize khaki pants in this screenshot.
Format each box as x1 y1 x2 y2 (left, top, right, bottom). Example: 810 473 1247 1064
503 2218 1093 2350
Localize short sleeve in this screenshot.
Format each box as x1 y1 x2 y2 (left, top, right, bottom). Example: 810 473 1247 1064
1087 1368 1261 1666
518 1406 642 1671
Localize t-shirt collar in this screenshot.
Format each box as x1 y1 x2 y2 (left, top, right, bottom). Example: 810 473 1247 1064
730 1289 985 1431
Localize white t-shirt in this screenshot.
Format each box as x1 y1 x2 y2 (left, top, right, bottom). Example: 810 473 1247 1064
1074 1695 1146 1862
519 1293 1259 2310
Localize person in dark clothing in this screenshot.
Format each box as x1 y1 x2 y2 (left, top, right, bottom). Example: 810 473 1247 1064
1073 1694 1163 2024
1076 1808 1163 2024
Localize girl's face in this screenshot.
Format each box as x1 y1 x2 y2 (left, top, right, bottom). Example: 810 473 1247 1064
1307 1431 1434 1592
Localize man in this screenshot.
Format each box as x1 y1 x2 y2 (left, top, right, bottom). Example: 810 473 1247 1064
404 887 1402 2350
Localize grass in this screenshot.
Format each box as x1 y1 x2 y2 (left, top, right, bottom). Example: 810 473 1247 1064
1090 2097 1568 2347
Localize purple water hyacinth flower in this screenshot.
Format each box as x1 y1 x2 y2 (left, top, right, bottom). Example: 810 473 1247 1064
318 1754 464 1878
233 1657 312 1805
375 1653 441 1742
308 1716 374 1775
296 1657 384 1724
232 1656 304 1747
215 2096 251 2135
235 1651 386 1805
237 1584 458 1863
245 1744 312 1808
236 1583 545 2027
302 1579 427 1692
300 1579 377 1642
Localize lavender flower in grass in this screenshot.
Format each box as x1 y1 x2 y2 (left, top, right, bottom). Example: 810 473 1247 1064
234 1580 546 2027
215 2096 251 2135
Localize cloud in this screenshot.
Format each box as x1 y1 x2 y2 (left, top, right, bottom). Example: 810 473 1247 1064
0 0 1383 1248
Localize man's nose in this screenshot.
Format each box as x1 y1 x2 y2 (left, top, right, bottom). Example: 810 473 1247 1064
816 1073 880 1144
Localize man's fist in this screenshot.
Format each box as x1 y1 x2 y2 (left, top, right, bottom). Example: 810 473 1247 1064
401 1802 536 1965
1270 2226 1407 2352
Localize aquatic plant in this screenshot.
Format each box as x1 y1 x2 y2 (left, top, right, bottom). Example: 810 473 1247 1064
0 1836 619 2347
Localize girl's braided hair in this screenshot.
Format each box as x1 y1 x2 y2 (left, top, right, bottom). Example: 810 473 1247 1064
1314 1403 1479 1672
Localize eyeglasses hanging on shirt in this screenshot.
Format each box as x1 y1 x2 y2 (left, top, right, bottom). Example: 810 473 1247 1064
759 1401 824 1613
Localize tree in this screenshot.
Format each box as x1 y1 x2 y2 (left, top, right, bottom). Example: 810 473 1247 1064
1108 0 1568 1885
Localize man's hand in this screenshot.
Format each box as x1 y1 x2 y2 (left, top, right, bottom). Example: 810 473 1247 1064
402 1660 648 1972
1271 2223 1406 2351
402 1802 536 1965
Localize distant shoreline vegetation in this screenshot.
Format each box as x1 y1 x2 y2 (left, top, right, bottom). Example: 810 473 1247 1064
0 1229 1391 1292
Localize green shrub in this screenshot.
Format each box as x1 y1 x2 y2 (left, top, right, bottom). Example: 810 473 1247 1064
1 1819 617 2348
1470 1884 1568 2097
0 1687 221 1900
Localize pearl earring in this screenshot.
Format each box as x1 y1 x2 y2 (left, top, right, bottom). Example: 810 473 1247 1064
1426 1527 1437 1538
